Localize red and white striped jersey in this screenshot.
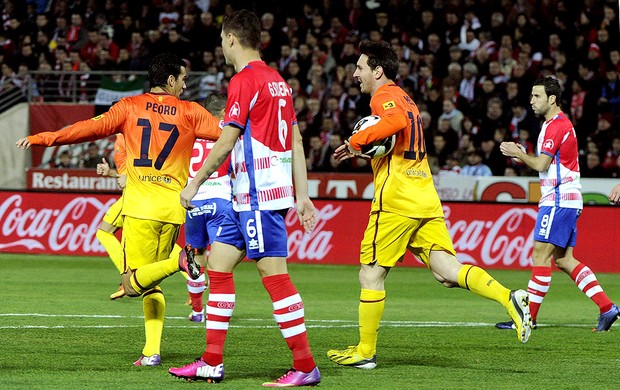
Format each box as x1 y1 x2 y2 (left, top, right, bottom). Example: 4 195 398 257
223 60 296 211
537 112 582 209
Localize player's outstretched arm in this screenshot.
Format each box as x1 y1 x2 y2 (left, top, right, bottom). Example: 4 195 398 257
292 123 317 233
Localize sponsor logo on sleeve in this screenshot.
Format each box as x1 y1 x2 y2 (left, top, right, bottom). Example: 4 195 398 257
382 101 396 110
543 139 554 149
229 102 241 118
91 114 105 121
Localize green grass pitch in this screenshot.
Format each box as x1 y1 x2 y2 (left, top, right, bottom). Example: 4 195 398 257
1 254 619 389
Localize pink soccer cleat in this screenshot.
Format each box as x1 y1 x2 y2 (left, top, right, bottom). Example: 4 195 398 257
262 366 321 387
169 358 224 383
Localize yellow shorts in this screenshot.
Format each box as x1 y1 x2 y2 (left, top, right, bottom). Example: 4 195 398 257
121 216 180 271
360 211 456 267
103 196 124 229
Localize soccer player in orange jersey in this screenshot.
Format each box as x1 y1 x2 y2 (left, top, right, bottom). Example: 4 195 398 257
326 40 532 369
16 53 221 367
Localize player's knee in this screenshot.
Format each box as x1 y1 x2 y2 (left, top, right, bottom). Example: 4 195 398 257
121 271 142 297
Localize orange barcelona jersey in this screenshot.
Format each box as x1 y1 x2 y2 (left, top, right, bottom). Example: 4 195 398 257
28 92 221 224
350 83 443 218
113 134 127 174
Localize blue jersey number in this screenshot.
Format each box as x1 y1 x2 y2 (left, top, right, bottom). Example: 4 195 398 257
134 118 180 170
404 111 425 161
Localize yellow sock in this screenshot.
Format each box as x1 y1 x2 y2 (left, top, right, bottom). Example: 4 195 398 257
458 265 510 304
358 288 386 357
142 287 165 356
130 245 183 294
96 229 124 274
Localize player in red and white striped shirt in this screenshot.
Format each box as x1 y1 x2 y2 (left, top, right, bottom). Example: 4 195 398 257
499 77 619 332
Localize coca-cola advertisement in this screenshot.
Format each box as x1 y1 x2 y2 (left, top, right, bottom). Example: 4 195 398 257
1 192 619 273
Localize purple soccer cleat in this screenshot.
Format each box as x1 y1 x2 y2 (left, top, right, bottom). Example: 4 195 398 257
188 310 204 322
593 304 620 332
169 358 224 383
262 366 321 387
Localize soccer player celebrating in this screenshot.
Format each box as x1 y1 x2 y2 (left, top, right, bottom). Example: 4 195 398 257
16 52 222 366
497 77 619 331
327 40 532 370
184 91 232 323
169 10 320 387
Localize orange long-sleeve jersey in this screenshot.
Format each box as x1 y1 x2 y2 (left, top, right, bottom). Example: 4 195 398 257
28 92 221 224
349 83 443 218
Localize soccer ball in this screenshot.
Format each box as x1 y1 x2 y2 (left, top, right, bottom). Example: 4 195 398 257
351 115 396 158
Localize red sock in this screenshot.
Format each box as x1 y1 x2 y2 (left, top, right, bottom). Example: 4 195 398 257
527 266 552 322
187 273 206 313
262 274 315 373
202 270 235 365
570 263 613 314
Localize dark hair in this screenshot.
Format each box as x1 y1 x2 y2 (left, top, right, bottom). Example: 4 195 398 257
358 40 398 80
202 91 227 117
533 77 562 105
148 52 186 88
222 9 261 50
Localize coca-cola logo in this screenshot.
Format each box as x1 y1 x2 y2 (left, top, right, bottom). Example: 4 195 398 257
217 302 235 309
286 204 341 261
0 194 111 253
444 205 536 268
287 302 304 312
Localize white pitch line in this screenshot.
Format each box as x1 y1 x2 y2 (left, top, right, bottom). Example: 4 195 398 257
0 312 594 329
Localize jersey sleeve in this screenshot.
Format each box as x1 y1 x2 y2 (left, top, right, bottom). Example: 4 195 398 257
223 75 252 130
28 99 127 146
113 134 127 174
349 91 407 151
539 120 567 158
190 102 222 141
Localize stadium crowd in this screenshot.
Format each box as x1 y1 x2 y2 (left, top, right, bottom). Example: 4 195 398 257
2 0 619 177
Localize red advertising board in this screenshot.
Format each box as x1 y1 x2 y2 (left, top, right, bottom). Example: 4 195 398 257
1 191 619 273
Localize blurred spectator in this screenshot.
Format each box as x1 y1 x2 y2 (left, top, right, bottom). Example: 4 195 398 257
81 142 103 169
55 150 76 168
582 152 608 178
0 63 19 91
306 134 325 172
599 66 620 122
67 13 87 50
461 149 492 176
429 133 451 173
480 136 508 176
438 99 464 134
602 136 620 171
504 166 519 176
437 152 463 177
